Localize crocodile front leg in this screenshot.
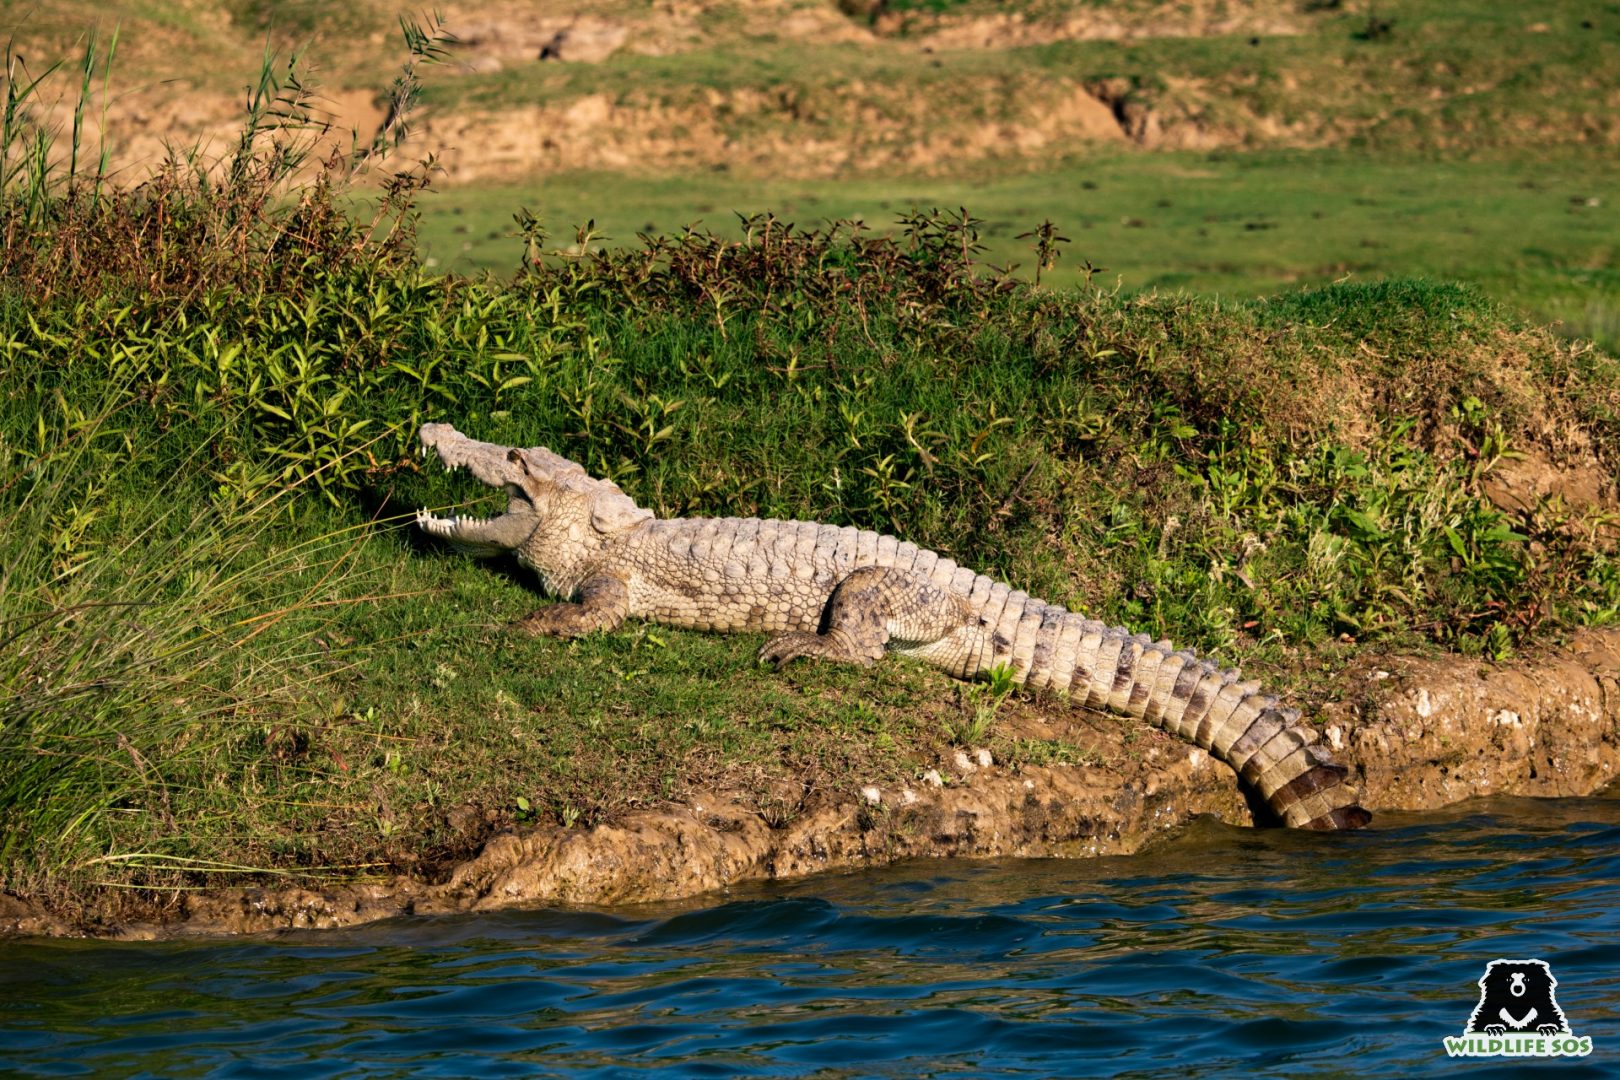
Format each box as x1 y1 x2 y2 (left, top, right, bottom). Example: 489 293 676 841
759 566 969 667
512 574 630 637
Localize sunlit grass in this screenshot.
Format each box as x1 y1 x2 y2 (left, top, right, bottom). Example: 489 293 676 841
415 151 1620 351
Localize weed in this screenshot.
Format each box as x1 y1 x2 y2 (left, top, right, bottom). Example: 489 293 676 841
943 662 1017 745
1016 219 1071 287
0 16 449 303
0 396 377 901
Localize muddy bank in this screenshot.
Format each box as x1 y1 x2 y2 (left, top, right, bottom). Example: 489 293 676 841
1332 629 1620 806
6 627 1617 939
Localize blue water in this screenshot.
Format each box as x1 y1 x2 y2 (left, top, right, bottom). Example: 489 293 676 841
3 794 1618 1078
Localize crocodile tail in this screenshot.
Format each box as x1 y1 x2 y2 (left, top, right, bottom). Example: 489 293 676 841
1054 618 1370 831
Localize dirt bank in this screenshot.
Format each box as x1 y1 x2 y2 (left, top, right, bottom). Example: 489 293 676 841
5 627 1616 939
417 78 1127 183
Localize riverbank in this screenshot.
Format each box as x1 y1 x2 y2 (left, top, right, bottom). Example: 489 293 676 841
5 217 1618 936
3 21 1619 936
7 794 1615 1078
4 625 1616 938
7 210 1620 935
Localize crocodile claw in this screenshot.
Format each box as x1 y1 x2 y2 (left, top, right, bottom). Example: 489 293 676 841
758 633 816 668
759 630 876 668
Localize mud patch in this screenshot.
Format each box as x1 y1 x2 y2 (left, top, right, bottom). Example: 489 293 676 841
1481 446 1616 522
1330 628 1620 808
14 711 1246 938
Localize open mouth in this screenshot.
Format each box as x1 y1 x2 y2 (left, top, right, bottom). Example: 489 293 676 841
413 488 534 537
414 434 539 556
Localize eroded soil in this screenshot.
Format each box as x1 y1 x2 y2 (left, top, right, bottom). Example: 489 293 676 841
20 0 1613 185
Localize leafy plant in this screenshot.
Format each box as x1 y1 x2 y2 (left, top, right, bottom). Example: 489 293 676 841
1016 219 1071 287
943 662 1016 745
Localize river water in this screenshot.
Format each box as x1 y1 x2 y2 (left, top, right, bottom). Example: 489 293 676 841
3 793 1617 1078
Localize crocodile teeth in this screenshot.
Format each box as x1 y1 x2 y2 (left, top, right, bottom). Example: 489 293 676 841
415 510 459 533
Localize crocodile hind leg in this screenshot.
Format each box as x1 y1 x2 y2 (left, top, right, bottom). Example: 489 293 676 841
512 574 630 637
759 566 968 668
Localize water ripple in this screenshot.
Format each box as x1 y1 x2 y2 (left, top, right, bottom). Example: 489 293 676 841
3 791 1618 1077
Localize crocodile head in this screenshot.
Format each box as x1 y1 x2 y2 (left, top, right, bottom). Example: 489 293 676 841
414 423 651 557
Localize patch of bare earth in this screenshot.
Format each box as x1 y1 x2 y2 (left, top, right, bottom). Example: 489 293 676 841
26 84 387 182
1481 446 1617 533
1331 629 1620 810
862 0 1312 49
418 77 1124 181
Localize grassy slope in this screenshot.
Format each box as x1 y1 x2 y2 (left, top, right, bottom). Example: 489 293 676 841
402 0 1619 345
4 227 1619 917
427 1 1620 158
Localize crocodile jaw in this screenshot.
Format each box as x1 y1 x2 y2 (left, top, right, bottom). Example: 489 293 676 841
416 423 541 556
419 422 527 490
414 506 539 557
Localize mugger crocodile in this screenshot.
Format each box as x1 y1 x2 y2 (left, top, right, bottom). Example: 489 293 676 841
414 423 1371 830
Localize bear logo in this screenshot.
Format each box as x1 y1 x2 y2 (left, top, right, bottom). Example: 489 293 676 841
1465 959 1570 1037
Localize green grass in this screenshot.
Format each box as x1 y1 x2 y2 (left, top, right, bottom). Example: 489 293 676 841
416 151 1620 350
0 381 965 907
